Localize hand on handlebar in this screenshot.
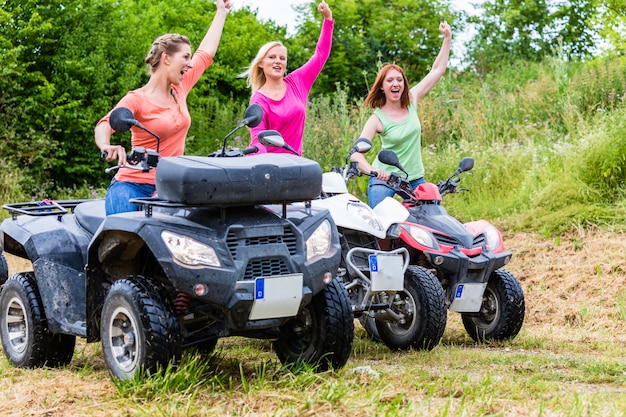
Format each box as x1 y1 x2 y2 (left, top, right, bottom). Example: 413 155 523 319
373 169 390 181
100 144 127 165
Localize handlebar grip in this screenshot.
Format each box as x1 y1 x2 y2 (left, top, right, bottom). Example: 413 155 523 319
370 170 378 178
242 146 259 155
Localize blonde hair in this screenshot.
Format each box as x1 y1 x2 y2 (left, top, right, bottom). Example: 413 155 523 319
239 41 286 92
144 34 191 73
364 64 411 109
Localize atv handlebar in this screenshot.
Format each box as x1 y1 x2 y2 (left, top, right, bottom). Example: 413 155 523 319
207 146 258 158
104 146 159 173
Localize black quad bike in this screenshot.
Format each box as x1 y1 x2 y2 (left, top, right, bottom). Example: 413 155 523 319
0 105 354 379
375 151 525 343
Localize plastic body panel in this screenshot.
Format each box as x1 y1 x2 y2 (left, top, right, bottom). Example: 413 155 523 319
156 154 322 205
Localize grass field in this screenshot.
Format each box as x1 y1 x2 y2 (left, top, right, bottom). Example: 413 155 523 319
1 230 626 416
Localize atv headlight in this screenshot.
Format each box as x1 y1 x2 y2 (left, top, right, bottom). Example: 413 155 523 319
404 225 439 250
346 202 383 231
484 225 502 251
306 220 332 261
161 231 221 268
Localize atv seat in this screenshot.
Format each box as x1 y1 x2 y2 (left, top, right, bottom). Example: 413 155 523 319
74 200 106 235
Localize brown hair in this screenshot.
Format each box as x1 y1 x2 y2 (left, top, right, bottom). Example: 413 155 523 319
364 64 411 109
144 34 191 72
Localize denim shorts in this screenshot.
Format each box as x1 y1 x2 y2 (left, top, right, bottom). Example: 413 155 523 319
105 179 156 215
367 176 425 208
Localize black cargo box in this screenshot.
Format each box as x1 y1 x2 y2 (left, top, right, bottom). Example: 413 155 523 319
155 154 322 205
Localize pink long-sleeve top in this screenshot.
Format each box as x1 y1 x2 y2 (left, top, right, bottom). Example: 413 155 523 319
248 18 334 156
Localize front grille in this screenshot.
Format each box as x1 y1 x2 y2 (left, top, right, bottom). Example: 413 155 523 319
433 233 487 251
472 234 487 247
226 226 298 259
244 258 290 280
433 232 458 247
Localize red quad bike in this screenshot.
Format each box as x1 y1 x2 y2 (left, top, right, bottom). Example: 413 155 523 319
375 150 525 342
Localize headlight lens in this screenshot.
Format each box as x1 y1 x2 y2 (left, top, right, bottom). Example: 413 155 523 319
484 225 502 251
346 202 383 231
405 225 439 250
306 220 332 261
161 230 221 268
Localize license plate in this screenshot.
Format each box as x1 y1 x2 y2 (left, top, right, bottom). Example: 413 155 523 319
249 273 303 320
369 253 404 291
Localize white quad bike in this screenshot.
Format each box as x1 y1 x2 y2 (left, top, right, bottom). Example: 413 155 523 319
263 136 447 350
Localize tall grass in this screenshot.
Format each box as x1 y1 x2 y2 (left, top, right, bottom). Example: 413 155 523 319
302 54 626 235
3 55 626 234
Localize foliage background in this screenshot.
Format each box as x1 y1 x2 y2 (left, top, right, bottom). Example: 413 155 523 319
1 0 625 235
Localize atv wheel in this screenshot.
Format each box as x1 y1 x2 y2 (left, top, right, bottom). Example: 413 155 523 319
273 279 354 371
0 272 75 367
375 265 447 351
461 269 525 342
0 253 8 285
101 277 181 380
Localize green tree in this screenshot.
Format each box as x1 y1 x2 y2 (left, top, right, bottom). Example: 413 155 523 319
286 0 457 98
0 0 285 191
0 0 66 195
468 0 600 73
598 0 626 53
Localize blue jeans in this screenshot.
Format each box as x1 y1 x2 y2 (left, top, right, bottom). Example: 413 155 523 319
105 179 156 215
367 176 425 208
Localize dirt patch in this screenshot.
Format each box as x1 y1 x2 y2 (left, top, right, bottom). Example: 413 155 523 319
503 230 626 336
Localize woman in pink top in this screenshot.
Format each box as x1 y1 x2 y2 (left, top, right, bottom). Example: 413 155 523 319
241 1 334 156
94 0 231 215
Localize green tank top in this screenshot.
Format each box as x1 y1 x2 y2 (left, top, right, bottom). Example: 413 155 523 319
372 103 424 181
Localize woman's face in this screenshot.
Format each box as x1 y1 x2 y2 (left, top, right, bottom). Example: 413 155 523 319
259 45 287 81
381 68 405 102
165 44 193 85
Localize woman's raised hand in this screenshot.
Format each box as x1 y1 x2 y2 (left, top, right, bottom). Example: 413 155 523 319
439 21 451 39
318 1 332 20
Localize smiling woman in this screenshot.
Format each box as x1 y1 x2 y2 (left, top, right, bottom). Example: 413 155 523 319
239 1 334 156
94 0 232 215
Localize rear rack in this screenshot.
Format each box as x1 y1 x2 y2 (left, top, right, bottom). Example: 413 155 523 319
3 200 91 220
129 197 292 220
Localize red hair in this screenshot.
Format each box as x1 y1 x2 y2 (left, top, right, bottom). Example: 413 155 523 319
364 64 410 109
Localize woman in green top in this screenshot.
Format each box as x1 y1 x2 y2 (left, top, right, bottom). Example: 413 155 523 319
350 21 452 208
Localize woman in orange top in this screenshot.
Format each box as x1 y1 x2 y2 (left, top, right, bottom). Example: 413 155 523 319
94 0 231 215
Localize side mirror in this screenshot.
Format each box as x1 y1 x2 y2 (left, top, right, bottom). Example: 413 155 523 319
377 150 408 178
258 130 298 155
242 104 263 128
459 157 474 173
109 107 136 133
219 104 264 156
378 150 401 168
345 137 372 163
351 137 372 154
109 107 160 143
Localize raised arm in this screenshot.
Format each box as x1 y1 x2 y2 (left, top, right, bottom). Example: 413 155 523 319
196 0 231 58
289 1 334 89
409 21 452 103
